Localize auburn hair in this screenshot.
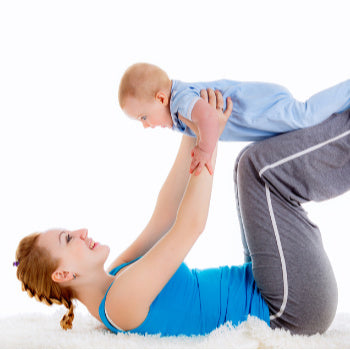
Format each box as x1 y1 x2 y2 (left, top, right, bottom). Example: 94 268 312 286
15 233 75 330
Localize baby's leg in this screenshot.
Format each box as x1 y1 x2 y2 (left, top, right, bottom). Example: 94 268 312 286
267 79 350 132
301 79 350 122
236 109 350 335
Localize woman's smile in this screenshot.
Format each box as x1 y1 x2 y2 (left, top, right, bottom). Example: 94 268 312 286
87 237 99 250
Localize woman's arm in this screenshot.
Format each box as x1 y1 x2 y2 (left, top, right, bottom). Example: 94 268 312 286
188 98 220 175
108 91 231 271
107 134 196 271
108 147 218 331
106 90 232 331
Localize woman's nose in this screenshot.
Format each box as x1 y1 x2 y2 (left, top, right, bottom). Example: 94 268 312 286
78 229 88 240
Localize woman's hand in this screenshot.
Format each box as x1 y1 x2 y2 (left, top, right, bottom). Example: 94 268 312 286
189 89 233 176
200 88 233 137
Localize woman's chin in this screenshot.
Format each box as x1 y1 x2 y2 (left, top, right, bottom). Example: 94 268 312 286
91 242 110 258
101 244 111 256
97 244 110 265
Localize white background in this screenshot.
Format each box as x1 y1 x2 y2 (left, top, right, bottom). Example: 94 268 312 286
1 0 350 319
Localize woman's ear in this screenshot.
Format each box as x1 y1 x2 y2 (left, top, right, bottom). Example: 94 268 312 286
52 270 75 283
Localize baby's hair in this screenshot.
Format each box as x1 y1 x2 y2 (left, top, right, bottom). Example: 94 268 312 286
118 62 170 109
15 233 75 330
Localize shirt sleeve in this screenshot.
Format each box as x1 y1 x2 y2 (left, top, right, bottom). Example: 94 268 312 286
169 81 201 137
170 85 201 121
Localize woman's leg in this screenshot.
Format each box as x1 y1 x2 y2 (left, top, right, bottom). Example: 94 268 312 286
235 109 350 335
234 145 252 263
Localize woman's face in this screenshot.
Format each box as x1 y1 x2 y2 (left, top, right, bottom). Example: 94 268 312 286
37 228 110 281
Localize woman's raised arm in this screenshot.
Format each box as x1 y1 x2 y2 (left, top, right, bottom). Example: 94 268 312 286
106 90 232 331
107 133 196 271
108 90 232 271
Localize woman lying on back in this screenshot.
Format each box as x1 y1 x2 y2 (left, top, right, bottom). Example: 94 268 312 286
16 89 345 336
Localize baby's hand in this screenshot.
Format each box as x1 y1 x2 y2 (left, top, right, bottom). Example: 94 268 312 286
190 145 214 176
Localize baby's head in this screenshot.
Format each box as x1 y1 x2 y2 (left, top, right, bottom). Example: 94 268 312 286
118 63 173 129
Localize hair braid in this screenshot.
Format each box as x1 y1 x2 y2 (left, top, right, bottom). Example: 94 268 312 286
15 233 75 330
60 298 74 330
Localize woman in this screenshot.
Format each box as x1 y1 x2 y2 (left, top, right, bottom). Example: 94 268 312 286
15 89 346 336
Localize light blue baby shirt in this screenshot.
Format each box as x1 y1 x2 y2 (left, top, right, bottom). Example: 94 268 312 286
170 79 350 141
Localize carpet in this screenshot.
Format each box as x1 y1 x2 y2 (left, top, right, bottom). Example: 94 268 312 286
1 310 350 348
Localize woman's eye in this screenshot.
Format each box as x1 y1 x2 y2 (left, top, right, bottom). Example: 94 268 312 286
66 234 72 243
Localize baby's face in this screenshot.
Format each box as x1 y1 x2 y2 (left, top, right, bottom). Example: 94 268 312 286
123 96 173 129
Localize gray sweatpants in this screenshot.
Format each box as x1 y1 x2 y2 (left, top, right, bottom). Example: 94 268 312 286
234 109 350 335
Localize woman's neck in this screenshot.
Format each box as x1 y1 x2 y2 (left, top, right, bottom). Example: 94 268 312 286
74 269 116 321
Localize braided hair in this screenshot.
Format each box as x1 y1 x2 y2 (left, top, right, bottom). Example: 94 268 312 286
15 233 75 330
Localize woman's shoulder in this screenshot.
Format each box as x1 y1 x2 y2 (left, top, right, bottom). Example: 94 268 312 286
102 257 149 331
107 256 141 276
106 255 129 273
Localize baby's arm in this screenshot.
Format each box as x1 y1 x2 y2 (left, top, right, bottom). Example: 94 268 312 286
188 98 220 175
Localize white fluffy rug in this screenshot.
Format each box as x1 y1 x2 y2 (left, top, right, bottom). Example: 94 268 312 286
1 310 350 348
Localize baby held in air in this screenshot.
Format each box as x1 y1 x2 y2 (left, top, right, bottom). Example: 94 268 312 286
119 62 350 175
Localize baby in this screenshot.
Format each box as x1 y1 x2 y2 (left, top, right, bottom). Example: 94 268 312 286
119 63 350 175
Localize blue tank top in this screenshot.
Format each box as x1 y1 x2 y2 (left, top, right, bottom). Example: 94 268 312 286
99 259 270 336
